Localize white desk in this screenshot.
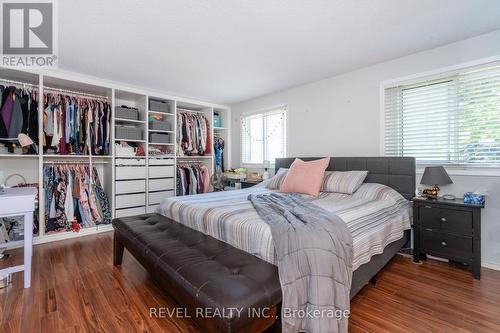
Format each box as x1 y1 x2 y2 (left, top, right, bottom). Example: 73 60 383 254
0 187 37 288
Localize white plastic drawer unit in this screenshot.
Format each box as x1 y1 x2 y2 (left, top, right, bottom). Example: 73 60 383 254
149 165 174 178
115 179 146 194
115 206 146 218
149 158 174 166
148 190 174 205
115 158 146 166
115 193 146 209
115 165 146 180
148 178 174 192
147 204 160 213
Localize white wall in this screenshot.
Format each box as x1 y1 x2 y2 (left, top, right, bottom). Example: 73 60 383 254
231 30 500 270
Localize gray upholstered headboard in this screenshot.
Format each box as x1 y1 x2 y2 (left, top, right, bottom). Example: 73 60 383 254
275 157 416 200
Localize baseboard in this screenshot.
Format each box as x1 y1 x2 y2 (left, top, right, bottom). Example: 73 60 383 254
482 261 500 272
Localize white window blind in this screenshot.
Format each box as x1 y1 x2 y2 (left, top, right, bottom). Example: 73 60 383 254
241 107 286 164
384 64 500 166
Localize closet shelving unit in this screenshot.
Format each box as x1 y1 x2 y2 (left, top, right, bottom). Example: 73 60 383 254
0 67 230 246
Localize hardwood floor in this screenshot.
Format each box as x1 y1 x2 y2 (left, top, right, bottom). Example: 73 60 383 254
1 232 499 333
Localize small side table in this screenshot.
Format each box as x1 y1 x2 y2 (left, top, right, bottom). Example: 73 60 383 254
413 197 484 279
241 179 263 189
0 187 37 288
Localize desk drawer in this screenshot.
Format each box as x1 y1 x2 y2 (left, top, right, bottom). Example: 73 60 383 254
116 179 146 194
115 206 146 218
149 178 174 192
148 190 174 205
420 229 472 260
116 193 146 209
149 165 174 178
419 206 472 236
116 166 146 180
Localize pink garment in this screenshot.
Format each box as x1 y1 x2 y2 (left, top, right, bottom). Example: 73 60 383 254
201 165 211 192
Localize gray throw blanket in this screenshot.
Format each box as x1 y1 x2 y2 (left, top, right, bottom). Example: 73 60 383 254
248 193 353 333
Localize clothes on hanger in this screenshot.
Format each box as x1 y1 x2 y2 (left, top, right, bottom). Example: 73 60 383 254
43 164 111 233
176 164 211 196
43 93 111 155
0 85 39 153
214 135 225 172
177 112 211 156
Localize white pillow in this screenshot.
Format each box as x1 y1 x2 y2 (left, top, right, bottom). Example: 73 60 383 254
266 168 288 189
321 171 368 194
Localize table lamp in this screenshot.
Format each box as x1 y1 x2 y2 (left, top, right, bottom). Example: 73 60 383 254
420 166 453 199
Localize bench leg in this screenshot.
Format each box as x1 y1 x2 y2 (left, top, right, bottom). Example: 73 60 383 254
113 234 124 266
369 275 377 285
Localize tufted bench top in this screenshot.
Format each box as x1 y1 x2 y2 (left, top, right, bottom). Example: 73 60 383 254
113 213 281 333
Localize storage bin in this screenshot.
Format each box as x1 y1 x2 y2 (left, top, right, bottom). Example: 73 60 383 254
214 112 221 127
149 99 170 113
116 125 142 141
115 166 146 180
149 133 171 144
149 190 174 205
149 120 171 131
115 193 146 209
149 165 174 178
115 106 139 120
115 206 146 218
149 178 174 192
115 179 146 194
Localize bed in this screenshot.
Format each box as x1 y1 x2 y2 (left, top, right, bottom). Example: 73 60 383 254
158 156 415 296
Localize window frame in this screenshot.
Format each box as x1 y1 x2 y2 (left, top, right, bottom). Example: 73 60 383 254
380 56 500 176
240 105 287 167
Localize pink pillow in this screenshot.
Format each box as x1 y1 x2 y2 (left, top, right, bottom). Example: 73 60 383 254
280 158 330 196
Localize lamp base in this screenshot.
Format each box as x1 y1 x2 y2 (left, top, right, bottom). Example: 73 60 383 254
422 185 440 199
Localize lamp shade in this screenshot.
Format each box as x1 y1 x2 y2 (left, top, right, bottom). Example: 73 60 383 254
420 166 453 185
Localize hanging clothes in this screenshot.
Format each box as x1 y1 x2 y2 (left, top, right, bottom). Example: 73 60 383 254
177 112 210 156
42 93 111 155
43 164 111 233
176 164 211 196
0 85 39 153
214 135 225 172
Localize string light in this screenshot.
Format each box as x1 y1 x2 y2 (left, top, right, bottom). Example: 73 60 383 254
240 110 285 142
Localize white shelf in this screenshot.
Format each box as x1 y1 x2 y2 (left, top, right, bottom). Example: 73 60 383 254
43 154 112 158
114 138 146 143
149 142 174 146
115 117 146 124
177 155 212 159
0 154 39 158
148 110 174 116
213 127 228 130
148 129 174 134
115 155 146 159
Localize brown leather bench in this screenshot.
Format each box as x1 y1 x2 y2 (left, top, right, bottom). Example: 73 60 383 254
112 213 282 333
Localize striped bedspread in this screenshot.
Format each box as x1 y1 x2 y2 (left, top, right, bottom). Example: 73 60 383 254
158 182 412 270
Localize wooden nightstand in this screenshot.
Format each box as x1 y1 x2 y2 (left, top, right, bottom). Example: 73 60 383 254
413 197 484 279
241 179 262 189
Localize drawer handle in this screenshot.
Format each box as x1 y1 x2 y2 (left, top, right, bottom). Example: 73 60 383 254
440 217 447 222
441 241 447 247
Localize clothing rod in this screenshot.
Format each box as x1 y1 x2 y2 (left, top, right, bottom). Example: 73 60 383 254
43 161 108 164
43 86 109 99
0 78 38 88
177 108 207 114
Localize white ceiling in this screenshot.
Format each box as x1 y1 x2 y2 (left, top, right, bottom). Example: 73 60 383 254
58 0 500 104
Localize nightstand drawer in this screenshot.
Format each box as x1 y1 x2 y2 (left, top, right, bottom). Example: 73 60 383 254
419 206 472 236
421 229 472 260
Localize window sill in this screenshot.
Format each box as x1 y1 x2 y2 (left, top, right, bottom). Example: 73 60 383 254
416 166 500 177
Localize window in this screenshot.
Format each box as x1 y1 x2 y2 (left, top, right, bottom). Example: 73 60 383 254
384 64 500 166
241 107 287 164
